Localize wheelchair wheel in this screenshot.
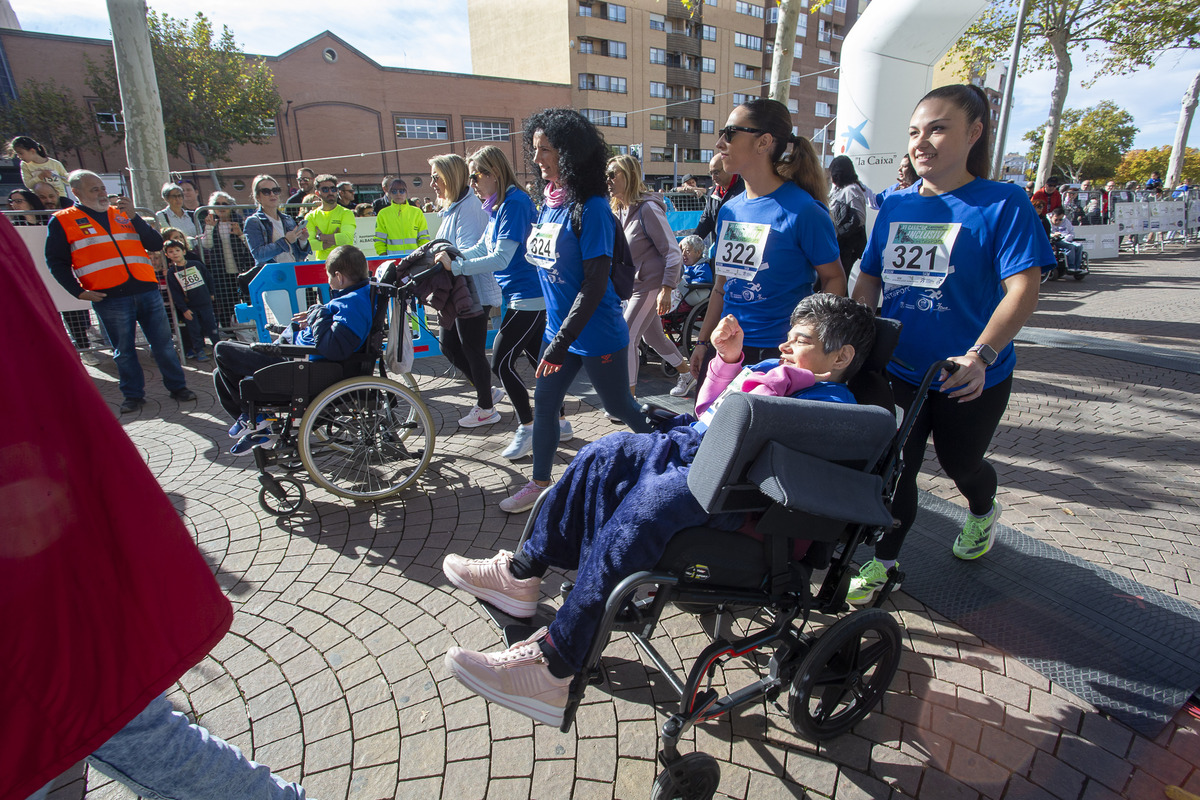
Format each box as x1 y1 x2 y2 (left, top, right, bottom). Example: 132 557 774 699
650 752 720 800
682 300 709 355
298 377 435 501
258 475 305 516
788 608 902 741
1074 251 1089 280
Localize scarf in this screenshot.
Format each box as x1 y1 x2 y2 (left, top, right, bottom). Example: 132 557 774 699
543 182 569 209
482 191 500 217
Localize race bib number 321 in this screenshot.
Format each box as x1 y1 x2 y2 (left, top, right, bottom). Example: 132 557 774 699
881 222 961 289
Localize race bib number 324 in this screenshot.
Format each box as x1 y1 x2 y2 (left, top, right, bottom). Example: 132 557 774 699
525 222 561 270
881 221 961 289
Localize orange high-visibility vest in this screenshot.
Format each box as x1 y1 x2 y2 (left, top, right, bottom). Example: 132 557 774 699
54 206 156 291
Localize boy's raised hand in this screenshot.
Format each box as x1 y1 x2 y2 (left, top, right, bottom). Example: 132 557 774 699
711 314 743 364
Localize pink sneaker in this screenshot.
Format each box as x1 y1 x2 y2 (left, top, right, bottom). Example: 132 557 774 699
442 550 540 618
499 480 546 514
444 627 572 727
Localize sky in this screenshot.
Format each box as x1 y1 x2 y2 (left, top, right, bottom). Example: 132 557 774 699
9 0 1198 156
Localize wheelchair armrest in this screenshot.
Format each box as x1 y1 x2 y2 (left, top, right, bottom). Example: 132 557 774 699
746 442 893 529
641 402 683 433
251 342 320 359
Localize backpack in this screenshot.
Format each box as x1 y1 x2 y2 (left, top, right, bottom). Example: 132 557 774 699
569 201 636 300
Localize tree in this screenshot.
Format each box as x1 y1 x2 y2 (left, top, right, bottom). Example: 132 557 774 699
1167 71 1199 190
949 0 1200 188
86 10 280 173
0 78 93 161
1114 146 1200 186
1021 100 1137 183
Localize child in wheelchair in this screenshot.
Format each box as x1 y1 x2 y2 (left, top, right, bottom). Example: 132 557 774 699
442 294 876 726
211 246 373 454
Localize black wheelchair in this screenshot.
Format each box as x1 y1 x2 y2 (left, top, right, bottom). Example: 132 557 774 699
238 261 436 516
1044 235 1089 282
640 281 712 377
491 320 952 797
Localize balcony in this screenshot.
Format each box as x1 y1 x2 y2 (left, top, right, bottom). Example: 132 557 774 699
666 66 700 88
666 129 700 149
667 31 700 56
663 98 700 118
667 0 693 19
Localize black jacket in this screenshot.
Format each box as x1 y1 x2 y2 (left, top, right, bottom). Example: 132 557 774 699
693 176 746 242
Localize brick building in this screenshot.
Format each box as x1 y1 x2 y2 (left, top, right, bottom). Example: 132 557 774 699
0 28 570 204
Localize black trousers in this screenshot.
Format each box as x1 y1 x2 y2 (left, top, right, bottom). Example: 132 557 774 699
491 308 546 425
440 309 494 409
875 372 1013 561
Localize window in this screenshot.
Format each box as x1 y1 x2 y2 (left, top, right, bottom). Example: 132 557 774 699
734 63 757 80
767 6 778 23
395 116 448 140
818 20 831 42
700 149 714 162
812 127 827 143
650 115 667 130
579 73 627 93
705 0 717 5
733 92 755 105
790 70 800 86
258 117 277 136
734 32 762 50
464 120 512 141
834 0 847 11
650 146 672 162
736 1 764 17
815 101 832 117
817 76 839 93
649 47 666 64
700 119 715 134
582 38 629 58
701 57 716 73
578 3 591 16
794 42 804 58
650 82 672 98
582 2 626 21
701 89 715 104
796 15 807 36
818 49 836 65
581 109 627 127
95 110 125 133
607 3 626 22
649 13 665 31
702 24 717 41
611 144 629 155
610 41 626 58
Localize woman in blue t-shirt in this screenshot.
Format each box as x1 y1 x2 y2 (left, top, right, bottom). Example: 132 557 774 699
499 108 653 514
438 145 549 461
848 84 1052 604
689 98 846 383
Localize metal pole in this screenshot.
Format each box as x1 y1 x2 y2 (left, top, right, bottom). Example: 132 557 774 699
673 143 679 189
991 0 1029 180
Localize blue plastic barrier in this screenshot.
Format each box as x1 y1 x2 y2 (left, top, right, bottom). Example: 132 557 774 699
235 258 499 359
667 210 703 236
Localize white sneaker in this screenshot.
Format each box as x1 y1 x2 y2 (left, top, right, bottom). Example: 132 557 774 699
501 425 534 460
670 372 696 397
558 419 574 442
460 405 501 428
491 386 506 406
499 481 546 514
442 550 541 617
444 627 571 727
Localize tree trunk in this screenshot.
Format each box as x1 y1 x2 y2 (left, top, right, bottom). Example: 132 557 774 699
1166 71 1199 191
769 0 804 104
1036 31 1072 187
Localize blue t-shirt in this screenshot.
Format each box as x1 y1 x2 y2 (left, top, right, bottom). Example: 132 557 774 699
715 181 840 348
528 195 629 357
860 177 1054 389
491 188 541 305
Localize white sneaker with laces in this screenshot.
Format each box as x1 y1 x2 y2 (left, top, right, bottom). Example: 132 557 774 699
460 405 501 428
442 550 540 617
499 481 546 514
444 627 572 727
501 424 534 460
670 372 697 397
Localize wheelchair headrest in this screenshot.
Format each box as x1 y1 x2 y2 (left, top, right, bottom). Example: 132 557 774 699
862 317 902 373
848 316 901 411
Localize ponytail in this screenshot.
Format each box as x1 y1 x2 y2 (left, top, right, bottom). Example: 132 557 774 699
738 98 829 206
7 136 47 159
918 84 992 179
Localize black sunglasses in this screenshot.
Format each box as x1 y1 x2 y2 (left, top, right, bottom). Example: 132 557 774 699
717 125 766 142
257 186 282 195
317 186 338 193
469 171 490 182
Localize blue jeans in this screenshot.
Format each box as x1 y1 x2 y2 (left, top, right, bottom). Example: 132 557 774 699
532 342 652 482
91 290 188 400
26 694 304 800
183 304 221 354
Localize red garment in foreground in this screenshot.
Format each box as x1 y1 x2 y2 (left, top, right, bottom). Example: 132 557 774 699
0 215 233 800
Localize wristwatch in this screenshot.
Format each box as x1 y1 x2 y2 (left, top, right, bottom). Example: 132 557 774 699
968 343 997 365
696 340 710 348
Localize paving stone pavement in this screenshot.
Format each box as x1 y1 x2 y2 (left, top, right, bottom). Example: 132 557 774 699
43 242 1200 800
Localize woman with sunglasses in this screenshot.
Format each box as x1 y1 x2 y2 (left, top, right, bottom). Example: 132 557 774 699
429 153 501 428
846 84 1049 604
7 189 45 226
435 145 547 458
243 174 311 325
689 99 845 383
497 108 653 513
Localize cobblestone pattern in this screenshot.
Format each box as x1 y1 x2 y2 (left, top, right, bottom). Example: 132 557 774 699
42 244 1200 799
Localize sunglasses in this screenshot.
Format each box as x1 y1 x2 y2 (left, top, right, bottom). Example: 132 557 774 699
389 187 407 194
317 186 338 193
167 193 183 199
257 186 282 195
469 171 490 182
605 171 618 180
717 125 766 142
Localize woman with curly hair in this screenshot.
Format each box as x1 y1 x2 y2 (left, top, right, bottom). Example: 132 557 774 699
498 108 652 513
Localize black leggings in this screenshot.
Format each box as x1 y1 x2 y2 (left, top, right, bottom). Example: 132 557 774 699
875 373 1013 561
491 308 546 425
440 309 494 410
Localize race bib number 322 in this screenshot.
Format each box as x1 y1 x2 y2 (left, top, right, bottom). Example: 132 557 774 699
881 222 961 289
715 221 770 281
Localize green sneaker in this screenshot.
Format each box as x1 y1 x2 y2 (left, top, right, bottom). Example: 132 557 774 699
846 559 896 605
953 500 1002 560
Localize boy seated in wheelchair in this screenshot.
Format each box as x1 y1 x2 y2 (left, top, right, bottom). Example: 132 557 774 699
212 245 373 455
442 294 875 726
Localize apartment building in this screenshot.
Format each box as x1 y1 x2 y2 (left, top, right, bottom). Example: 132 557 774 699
470 0 866 186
